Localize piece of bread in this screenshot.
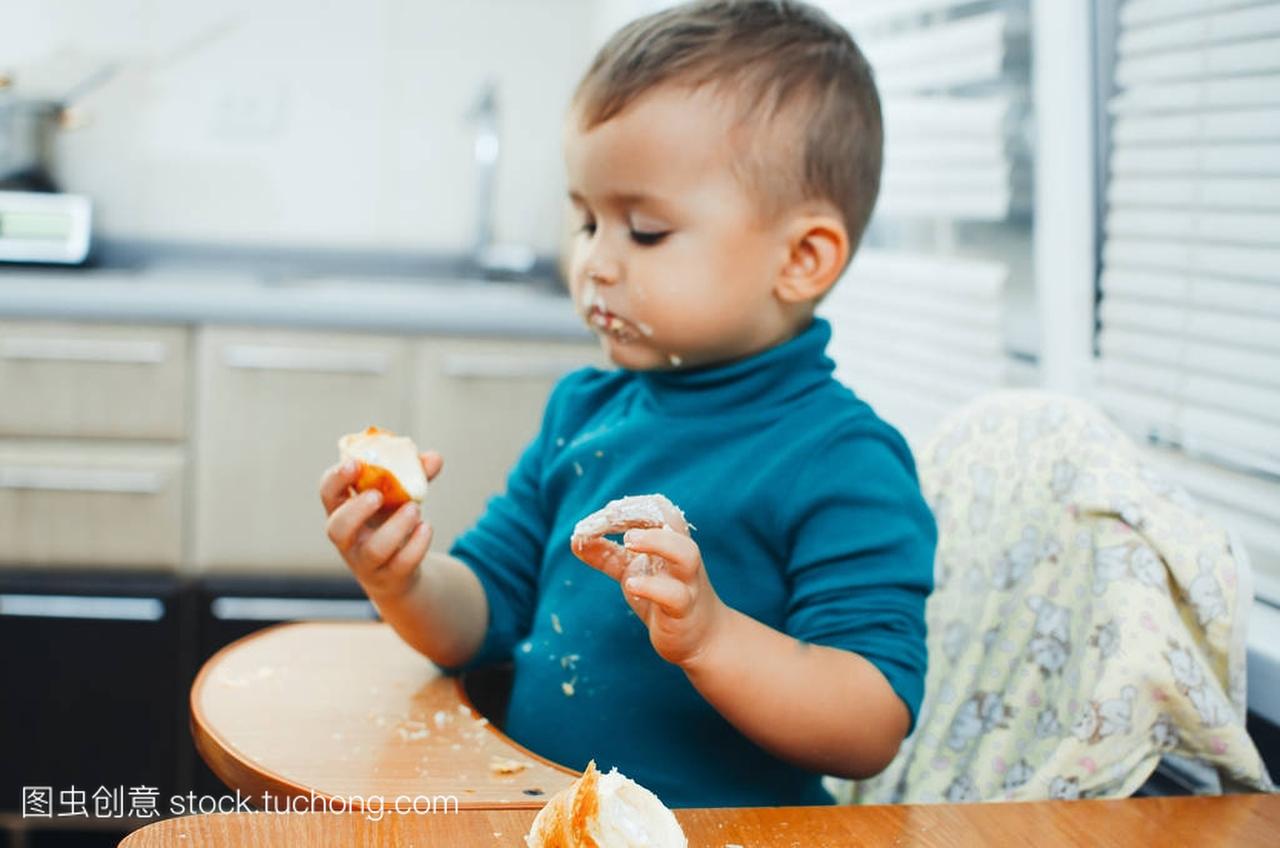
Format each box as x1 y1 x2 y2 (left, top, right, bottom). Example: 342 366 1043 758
571 494 689 542
525 760 686 848
337 426 428 509
570 494 691 579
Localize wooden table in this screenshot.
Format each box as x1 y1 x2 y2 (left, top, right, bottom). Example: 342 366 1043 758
119 794 1280 846
188 623 1278 846
191 621 576 810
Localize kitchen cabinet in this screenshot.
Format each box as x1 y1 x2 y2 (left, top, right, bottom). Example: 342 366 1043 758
192 327 412 574
411 337 602 548
0 318 189 571
0 440 185 569
0 568 380 844
0 316 600 573
0 570 189 813
0 321 188 440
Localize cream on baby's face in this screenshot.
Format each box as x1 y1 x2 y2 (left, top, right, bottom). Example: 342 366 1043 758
563 84 799 371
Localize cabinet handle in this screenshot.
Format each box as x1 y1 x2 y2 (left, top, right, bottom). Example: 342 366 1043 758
223 345 389 375
0 594 165 621
0 337 168 364
211 597 376 621
0 466 166 494
443 354 583 380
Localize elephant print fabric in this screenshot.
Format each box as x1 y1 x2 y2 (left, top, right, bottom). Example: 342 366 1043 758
827 392 1272 805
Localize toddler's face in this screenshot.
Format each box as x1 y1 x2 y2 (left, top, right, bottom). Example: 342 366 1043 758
563 84 797 370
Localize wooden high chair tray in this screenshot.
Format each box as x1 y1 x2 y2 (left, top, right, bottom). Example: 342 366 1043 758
190 621 577 810
121 794 1280 846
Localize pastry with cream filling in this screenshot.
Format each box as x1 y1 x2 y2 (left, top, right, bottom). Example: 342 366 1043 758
525 760 686 848
337 426 428 509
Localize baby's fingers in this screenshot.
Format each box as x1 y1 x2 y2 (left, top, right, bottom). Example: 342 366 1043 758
624 573 694 619
383 519 432 582
361 502 423 567
571 535 632 582
419 451 444 483
623 528 701 580
319 460 362 514
326 489 384 553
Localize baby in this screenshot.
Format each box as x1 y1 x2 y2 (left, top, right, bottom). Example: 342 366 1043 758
320 0 935 807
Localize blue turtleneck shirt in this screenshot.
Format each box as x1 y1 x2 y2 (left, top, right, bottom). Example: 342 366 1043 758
448 317 935 807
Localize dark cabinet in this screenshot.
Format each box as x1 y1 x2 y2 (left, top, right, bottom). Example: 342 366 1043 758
0 570 190 815
0 568 375 845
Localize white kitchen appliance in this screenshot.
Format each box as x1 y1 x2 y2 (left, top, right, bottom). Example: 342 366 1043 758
0 190 91 264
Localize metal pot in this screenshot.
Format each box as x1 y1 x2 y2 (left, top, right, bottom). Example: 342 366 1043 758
0 65 118 192
0 75 64 191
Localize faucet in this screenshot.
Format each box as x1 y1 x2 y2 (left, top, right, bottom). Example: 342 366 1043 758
466 78 535 277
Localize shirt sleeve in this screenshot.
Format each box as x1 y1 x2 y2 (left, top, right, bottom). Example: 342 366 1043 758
444 381 565 672
780 422 937 733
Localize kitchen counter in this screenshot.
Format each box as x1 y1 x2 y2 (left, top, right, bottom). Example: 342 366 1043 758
0 268 591 339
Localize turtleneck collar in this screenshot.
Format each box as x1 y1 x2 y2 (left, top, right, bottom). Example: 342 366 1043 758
633 317 836 416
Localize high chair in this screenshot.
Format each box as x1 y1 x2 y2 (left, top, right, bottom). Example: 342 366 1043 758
833 391 1272 803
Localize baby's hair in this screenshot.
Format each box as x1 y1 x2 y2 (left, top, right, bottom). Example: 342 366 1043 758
573 0 883 257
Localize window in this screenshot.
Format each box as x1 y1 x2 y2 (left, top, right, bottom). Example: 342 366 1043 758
1094 0 1280 604
821 0 1037 446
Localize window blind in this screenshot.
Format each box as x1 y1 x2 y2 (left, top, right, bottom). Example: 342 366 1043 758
879 96 1018 219
824 249 1009 439
822 0 1031 445
1096 0 1280 600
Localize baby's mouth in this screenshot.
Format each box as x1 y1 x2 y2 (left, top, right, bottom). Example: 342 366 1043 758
587 304 642 343
579 278 648 344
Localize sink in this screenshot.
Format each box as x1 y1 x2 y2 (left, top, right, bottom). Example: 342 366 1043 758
266 271 567 299
83 238 568 296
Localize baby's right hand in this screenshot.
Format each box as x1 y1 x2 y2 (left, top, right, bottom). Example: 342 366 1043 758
319 452 443 601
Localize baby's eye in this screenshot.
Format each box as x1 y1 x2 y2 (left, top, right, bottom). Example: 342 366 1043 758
630 230 669 246
578 220 597 237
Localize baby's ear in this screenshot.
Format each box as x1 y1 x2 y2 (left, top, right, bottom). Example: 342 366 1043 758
774 211 849 304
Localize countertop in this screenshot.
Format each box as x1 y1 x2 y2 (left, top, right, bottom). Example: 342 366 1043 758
0 268 591 339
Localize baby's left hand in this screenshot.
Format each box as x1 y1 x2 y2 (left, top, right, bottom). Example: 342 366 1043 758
572 528 727 668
